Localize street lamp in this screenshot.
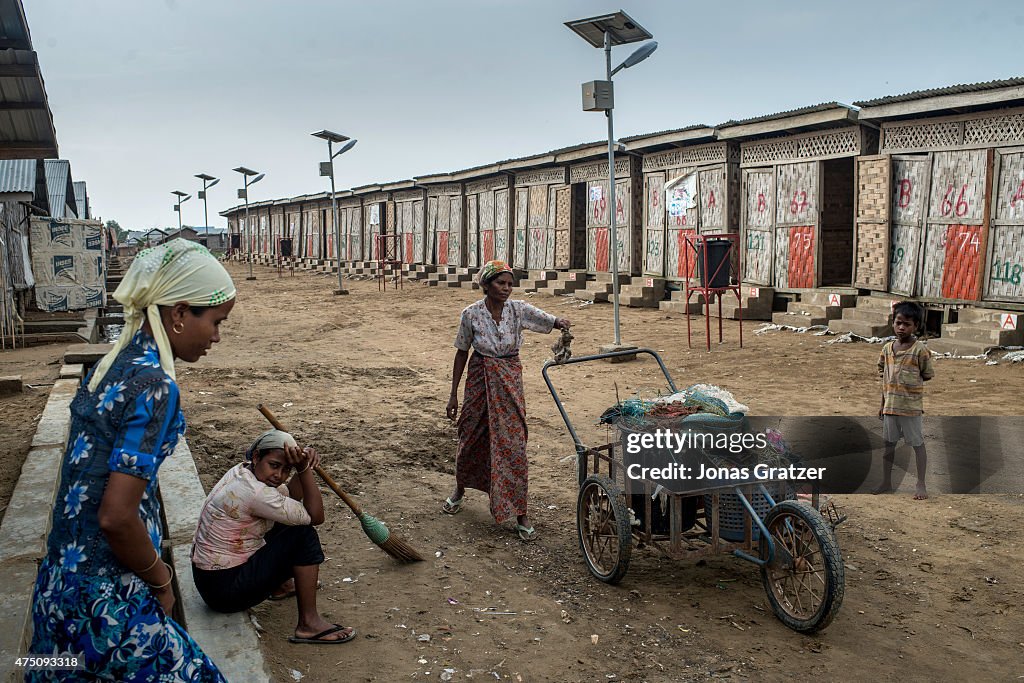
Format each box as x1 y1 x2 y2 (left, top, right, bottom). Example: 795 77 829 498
171 191 191 232
195 173 220 248
233 166 264 281
566 10 657 352
311 129 358 296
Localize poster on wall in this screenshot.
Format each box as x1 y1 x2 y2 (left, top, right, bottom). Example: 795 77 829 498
589 186 604 202
665 172 698 217
370 204 380 225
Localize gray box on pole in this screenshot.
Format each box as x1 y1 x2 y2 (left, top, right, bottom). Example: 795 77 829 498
319 162 333 177
582 80 613 111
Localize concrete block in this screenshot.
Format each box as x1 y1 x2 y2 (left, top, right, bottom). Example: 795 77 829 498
159 441 210 545
0 557 40 676
30 380 79 449
0 445 64 562
0 376 22 396
63 343 113 365
172 545 270 682
58 364 84 380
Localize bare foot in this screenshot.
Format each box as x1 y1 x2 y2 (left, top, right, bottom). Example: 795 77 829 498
871 484 893 495
913 485 928 500
270 578 296 599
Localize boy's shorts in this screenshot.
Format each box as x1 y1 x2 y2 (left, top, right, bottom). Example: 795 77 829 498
882 415 924 447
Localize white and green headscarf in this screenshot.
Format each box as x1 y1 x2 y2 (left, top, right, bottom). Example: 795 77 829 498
88 239 236 391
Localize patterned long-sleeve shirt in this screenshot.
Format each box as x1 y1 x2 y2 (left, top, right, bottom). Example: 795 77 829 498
454 299 557 357
878 340 935 416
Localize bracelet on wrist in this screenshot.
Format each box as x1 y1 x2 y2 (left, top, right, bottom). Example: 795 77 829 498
135 549 161 575
147 562 174 590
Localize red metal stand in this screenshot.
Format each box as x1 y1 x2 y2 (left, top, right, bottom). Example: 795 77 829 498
682 232 743 350
374 233 403 291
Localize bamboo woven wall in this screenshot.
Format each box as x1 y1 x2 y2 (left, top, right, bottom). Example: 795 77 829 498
987 149 1024 301
853 156 889 289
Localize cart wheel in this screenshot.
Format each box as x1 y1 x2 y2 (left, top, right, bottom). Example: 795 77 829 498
759 500 844 633
576 474 632 584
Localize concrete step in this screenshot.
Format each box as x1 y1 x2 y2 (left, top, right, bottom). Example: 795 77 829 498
939 323 1024 347
855 295 900 313
659 299 704 314
841 307 893 323
958 307 1021 325
772 312 829 327
546 281 588 296
925 338 995 356
590 272 631 285
828 319 893 337
801 290 858 307
575 289 610 303
622 296 661 308
526 270 559 281
21 320 85 334
785 303 844 320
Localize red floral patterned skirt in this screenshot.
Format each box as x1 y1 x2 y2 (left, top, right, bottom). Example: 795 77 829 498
456 353 527 524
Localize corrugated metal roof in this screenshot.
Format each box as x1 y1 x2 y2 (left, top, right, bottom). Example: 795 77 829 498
620 124 712 142
0 157 36 194
716 102 854 128
0 0 58 159
44 159 76 218
73 180 88 219
853 77 1024 107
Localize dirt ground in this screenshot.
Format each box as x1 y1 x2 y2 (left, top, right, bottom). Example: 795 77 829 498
2 261 1022 682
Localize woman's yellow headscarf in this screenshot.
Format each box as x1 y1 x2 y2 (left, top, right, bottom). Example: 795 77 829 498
88 239 236 391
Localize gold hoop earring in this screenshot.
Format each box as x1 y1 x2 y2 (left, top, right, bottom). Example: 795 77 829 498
172 321 185 334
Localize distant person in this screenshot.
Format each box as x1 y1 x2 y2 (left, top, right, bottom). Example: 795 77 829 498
874 301 935 499
191 430 354 645
28 239 234 681
443 260 570 541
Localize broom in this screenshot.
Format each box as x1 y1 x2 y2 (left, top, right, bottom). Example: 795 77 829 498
257 403 424 563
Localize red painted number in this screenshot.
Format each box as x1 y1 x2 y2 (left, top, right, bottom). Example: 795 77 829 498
790 190 808 214
940 183 970 217
1010 179 1024 207
897 179 912 208
756 193 767 213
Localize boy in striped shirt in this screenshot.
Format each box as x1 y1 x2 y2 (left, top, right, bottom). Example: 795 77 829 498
874 301 935 499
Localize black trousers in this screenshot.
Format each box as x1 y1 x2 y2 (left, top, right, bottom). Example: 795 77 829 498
192 523 324 613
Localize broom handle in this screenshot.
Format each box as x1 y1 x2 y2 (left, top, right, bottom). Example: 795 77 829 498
256 403 363 516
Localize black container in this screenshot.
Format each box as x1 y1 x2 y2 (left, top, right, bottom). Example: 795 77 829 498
279 238 293 257
697 238 731 289
230 234 241 249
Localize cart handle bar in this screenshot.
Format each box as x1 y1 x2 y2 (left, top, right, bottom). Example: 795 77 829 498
541 347 678 454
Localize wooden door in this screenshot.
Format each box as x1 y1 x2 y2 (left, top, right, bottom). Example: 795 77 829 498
553 186 572 269
853 155 891 290
741 168 774 285
920 149 989 300
514 188 528 268
494 189 509 263
643 172 665 276
775 162 818 288
985 148 1024 302
467 194 479 268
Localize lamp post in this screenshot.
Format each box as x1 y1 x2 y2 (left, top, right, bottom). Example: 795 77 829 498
233 167 264 281
171 191 191 232
311 130 358 296
195 173 220 248
566 11 657 352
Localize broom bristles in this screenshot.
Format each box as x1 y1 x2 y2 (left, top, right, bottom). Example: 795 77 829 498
357 511 425 563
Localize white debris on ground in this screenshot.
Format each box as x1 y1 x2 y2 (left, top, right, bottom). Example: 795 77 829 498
826 332 895 344
1004 349 1024 363
754 322 833 336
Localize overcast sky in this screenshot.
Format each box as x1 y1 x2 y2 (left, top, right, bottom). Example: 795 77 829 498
24 0 1024 230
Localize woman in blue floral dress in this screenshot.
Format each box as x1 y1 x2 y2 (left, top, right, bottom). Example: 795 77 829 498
28 240 235 681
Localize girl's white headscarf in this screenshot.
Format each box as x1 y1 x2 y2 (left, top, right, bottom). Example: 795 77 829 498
88 239 236 392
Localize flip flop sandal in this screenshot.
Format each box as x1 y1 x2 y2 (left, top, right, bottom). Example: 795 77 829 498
442 497 464 515
268 590 296 602
516 524 537 542
288 624 356 645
